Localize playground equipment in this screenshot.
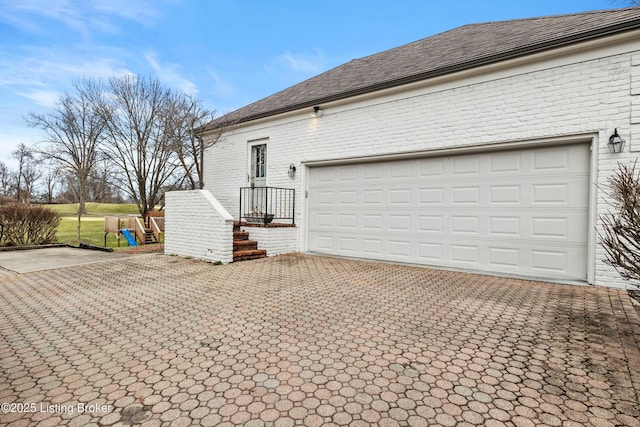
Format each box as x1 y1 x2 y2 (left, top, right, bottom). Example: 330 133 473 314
119 229 137 246
103 213 164 247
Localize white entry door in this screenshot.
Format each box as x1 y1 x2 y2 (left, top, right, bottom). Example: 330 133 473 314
307 143 590 281
249 143 267 213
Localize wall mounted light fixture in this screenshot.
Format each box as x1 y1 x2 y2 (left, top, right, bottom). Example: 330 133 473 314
311 106 321 118
608 128 625 154
288 163 297 178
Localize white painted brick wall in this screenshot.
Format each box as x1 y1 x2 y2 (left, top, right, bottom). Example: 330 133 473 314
242 226 299 256
203 40 640 289
165 190 234 263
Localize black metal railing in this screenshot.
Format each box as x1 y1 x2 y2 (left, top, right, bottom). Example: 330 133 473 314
240 186 295 225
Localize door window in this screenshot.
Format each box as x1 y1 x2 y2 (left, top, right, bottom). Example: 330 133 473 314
251 144 267 179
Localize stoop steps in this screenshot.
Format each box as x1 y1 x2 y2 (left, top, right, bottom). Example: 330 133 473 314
232 222 267 262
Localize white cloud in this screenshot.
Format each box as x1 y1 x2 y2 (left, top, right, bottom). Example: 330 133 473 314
0 0 162 37
91 0 161 28
0 49 132 88
0 73 42 87
145 51 198 95
277 50 326 74
16 89 62 108
207 69 235 98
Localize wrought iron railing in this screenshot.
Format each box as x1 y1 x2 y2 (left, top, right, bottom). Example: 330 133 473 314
240 186 295 225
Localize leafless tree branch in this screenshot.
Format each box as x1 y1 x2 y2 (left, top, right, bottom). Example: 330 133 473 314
598 160 640 288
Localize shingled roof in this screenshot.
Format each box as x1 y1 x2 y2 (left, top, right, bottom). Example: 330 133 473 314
212 7 640 128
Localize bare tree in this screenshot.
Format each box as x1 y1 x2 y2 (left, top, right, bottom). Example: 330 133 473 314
12 143 39 204
21 159 41 204
168 94 219 189
27 79 107 239
599 161 640 288
0 162 14 200
97 75 184 217
41 167 60 204
87 160 119 202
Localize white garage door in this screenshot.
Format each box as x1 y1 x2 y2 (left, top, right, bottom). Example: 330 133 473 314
307 144 590 281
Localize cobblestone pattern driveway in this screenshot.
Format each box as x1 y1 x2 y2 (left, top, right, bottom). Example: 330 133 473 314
0 253 639 427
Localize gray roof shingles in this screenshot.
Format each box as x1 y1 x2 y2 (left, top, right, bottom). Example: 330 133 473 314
212 7 640 128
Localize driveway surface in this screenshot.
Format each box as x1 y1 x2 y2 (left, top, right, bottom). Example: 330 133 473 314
0 247 130 274
0 253 639 426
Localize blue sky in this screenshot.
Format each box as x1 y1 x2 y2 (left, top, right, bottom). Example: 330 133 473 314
0 0 624 168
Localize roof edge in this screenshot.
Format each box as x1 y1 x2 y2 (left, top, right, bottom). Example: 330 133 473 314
211 15 640 129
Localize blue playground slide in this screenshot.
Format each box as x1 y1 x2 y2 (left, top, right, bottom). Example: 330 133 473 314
120 229 138 247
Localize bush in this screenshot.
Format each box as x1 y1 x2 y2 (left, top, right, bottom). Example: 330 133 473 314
0 204 61 246
599 161 640 288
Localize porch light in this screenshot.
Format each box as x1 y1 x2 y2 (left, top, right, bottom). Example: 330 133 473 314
288 163 297 178
311 106 321 118
608 128 625 154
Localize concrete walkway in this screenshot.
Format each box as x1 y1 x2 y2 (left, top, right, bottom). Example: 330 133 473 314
0 253 638 426
0 247 130 274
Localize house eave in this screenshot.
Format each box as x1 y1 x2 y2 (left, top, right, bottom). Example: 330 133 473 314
206 18 640 131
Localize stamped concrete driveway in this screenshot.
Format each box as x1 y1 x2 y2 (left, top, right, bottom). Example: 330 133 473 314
0 254 639 427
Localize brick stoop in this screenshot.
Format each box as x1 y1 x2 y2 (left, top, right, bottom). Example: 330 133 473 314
233 222 267 262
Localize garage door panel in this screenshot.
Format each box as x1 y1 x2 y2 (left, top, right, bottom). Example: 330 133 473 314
391 162 412 178
389 188 412 204
488 247 521 268
362 214 383 230
312 235 334 251
488 216 521 236
532 183 569 203
418 242 443 260
420 159 445 176
531 249 570 273
419 215 443 232
314 190 335 205
313 166 338 184
451 186 480 204
531 217 568 238
308 143 589 281
315 213 334 227
490 152 521 172
453 157 481 175
389 215 411 230
533 147 570 170
338 237 357 252
363 189 383 204
451 216 480 234
530 180 589 206
451 244 480 264
490 185 521 204
339 214 357 228
419 188 444 204
364 164 384 179
363 239 383 255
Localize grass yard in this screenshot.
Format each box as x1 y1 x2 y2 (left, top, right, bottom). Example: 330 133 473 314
47 203 139 217
45 203 162 249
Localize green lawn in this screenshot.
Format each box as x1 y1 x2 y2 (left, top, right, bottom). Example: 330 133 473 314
47 203 139 217
44 203 162 249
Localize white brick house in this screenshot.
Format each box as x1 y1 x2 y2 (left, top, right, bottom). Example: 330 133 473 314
166 7 640 289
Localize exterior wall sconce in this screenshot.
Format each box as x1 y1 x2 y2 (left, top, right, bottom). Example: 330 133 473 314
288 163 297 178
608 128 625 154
311 106 321 118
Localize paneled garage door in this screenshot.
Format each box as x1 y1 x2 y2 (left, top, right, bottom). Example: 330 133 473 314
307 144 590 281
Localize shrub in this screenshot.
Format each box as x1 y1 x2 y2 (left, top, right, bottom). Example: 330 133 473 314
0 204 61 246
599 161 640 288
